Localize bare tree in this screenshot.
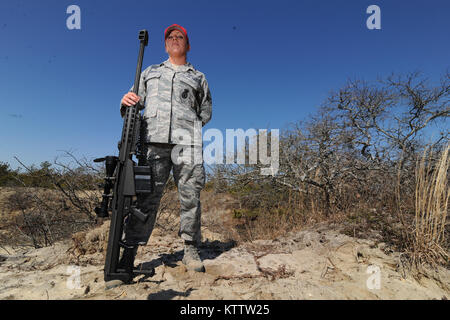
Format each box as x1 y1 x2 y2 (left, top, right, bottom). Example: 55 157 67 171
330 71 449 167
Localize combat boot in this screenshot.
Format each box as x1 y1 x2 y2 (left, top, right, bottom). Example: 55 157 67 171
182 241 205 272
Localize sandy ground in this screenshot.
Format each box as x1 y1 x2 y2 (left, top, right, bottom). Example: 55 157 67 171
0 219 449 300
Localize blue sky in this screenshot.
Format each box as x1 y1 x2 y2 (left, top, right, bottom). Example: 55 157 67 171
0 0 449 170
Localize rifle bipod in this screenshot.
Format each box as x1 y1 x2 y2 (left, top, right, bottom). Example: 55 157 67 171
93 156 118 218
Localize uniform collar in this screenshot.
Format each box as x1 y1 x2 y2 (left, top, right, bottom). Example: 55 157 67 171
162 59 194 72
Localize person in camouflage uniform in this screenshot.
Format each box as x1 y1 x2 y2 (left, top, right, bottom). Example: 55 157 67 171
119 24 212 274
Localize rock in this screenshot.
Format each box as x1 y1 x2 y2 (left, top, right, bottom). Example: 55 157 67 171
201 228 225 242
303 232 322 248
104 280 125 290
204 249 259 278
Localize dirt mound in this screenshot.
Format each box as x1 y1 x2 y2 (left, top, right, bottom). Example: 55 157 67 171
1 220 449 300
65 221 110 266
1 187 448 300
62 190 239 266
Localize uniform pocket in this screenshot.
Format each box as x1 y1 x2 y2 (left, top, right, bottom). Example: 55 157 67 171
145 72 161 97
178 74 200 91
177 74 202 118
144 72 161 117
144 104 158 118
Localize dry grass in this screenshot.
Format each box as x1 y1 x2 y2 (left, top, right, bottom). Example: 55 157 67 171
0 187 96 248
412 145 449 268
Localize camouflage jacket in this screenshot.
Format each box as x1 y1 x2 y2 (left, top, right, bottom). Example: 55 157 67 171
120 59 212 146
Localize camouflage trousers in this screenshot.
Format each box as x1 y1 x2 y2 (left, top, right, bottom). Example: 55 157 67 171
124 143 205 245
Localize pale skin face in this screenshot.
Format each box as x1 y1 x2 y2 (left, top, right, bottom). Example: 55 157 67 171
165 29 190 65
121 29 190 107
